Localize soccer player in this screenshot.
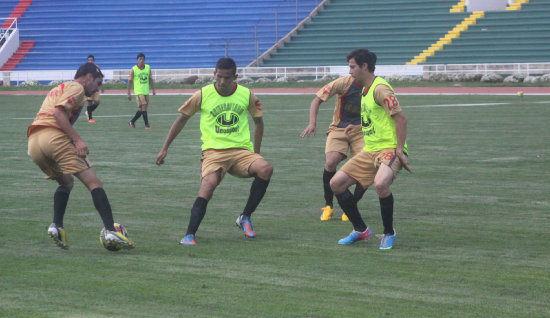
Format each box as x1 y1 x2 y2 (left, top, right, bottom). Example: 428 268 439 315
156 57 273 246
330 49 412 249
84 55 104 123
127 53 156 129
300 70 367 222
27 63 135 251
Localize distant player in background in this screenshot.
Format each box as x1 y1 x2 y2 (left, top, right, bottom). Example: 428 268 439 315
127 53 156 129
330 48 412 249
27 63 135 250
156 57 273 246
300 70 367 222
84 55 104 123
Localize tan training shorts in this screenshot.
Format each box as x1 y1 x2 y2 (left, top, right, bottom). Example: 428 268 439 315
200 148 263 180
86 91 100 103
339 149 403 188
27 127 91 180
136 94 149 108
325 127 364 158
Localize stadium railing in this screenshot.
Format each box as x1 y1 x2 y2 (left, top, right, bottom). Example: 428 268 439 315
3 62 550 86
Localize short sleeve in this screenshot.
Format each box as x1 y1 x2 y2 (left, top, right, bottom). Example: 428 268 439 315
374 84 402 116
315 76 354 102
178 90 202 116
248 92 263 118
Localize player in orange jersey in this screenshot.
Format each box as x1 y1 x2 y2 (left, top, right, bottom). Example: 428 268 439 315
84 55 104 123
300 70 367 222
27 63 134 250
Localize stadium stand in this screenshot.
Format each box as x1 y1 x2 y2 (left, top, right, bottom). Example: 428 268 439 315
262 0 468 66
9 0 320 70
261 0 550 66
0 1 20 20
424 0 550 64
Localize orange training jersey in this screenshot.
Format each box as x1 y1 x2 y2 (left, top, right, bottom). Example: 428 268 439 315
27 82 86 136
315 75 363 129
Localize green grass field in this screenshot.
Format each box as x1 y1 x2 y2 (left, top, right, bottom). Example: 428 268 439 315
1 93 549 317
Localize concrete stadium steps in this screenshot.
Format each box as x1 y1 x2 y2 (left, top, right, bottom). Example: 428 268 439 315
263 0 468 66
423 1 550 64
263 0 550 66
0 41 34 71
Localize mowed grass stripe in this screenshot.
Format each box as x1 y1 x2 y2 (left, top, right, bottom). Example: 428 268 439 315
0 94 548 317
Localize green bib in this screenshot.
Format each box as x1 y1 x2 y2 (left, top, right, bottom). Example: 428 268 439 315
361 77 408 154
132 64 150 95
199 84 253 151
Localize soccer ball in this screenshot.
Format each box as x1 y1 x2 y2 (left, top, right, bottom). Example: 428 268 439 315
99 223 128 251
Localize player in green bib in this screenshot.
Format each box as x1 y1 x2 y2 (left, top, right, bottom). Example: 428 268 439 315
127 53 156 129
156 58 273 246
330 49 412 249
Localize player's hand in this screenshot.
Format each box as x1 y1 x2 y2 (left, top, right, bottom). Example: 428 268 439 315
127 93 131 101
300 124 316 137
156 149 167 166
74 139 89 158
396 149 413 173
344 124 360 135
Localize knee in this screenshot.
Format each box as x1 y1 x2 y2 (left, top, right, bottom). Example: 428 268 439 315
324 157 340 172
374 181 390 197
263 162 274 179
257 161 273 180
330 178 343 195
58 175 75 190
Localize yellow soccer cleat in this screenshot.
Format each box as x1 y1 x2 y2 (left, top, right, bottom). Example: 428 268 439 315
320 205 334 221
341 213 349 221
48 223 68 249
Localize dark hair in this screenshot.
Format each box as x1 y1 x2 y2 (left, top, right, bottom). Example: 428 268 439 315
137 53 145 59
346 49 377 73
74 62 104 80
215 57 237 75
87 54 95 60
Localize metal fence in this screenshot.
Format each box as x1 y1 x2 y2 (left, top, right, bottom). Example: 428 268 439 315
2 62 550 86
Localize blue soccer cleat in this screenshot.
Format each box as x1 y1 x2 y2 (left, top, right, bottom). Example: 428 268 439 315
180 234 196 246
236 215 256 238
379 229 396 250
338 227 372 245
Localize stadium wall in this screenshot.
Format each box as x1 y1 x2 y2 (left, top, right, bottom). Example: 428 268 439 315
466 0 510 11
3 63 550 86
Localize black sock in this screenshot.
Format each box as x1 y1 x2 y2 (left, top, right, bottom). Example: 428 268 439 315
131 110 142 123
353 185 366 202
91 188 115 231
323 169 336 207
380 193 394 235
87 104 99 118
53 186 71 227
186 197 208 235
336 190 367 232
242 177 270 217
142 111 149 126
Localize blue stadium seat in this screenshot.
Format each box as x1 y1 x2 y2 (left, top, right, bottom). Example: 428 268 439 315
14 0 320 70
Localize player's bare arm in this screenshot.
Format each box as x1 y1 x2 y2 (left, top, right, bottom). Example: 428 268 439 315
127 69 133 100
52 107 89 158
300 96 323 137
393 112 412 173
149 70 156 96
156 113 190 165
252 116 264 154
